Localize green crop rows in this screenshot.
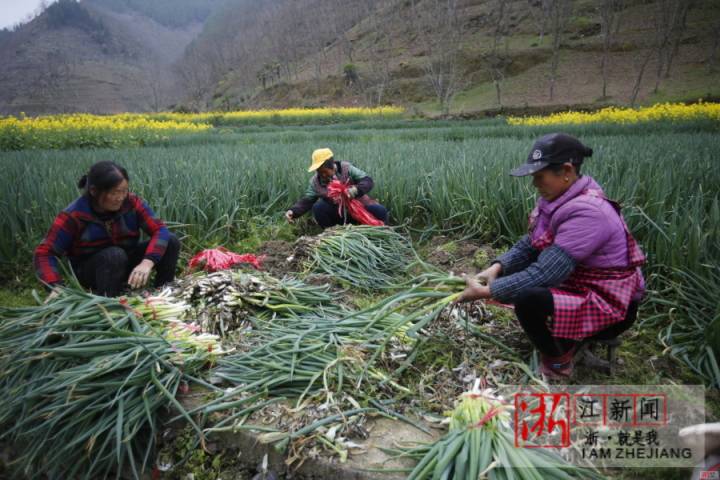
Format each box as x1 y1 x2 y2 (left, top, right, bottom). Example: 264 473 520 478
1 118 718 386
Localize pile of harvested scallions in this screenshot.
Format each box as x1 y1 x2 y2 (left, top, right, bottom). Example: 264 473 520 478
187 271 470 454
0 225 541 479
0 288 221 479
169 269 336 335
293 225 418 290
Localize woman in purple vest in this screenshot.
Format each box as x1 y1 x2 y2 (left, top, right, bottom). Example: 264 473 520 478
458 133 645 378
285 148 388 228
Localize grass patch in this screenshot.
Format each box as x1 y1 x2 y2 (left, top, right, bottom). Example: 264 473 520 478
0 288 36 307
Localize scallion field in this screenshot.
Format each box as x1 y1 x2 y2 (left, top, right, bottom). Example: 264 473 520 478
1 105 718 479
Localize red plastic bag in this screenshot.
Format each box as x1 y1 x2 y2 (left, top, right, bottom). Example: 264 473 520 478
326 180 384 226
188 247 264 272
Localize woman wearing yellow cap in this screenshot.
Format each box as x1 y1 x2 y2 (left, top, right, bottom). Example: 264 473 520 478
285 148 388 228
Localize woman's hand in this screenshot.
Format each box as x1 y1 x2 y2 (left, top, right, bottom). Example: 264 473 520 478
477 262 502 284
129 259 154 289
458 275 491 303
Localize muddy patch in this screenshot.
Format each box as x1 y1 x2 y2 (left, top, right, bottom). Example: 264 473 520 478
422 236 496 276
256 240 297 277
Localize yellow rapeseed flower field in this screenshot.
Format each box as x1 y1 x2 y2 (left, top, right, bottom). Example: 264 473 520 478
0 113 211 150
0 113 210 133
0 107 405 150
149 106 405 124
507 102 720 126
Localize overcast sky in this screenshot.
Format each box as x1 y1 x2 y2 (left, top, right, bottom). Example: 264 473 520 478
0 0 57 30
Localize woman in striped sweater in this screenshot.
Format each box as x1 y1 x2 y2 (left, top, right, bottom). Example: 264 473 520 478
34 161 180 297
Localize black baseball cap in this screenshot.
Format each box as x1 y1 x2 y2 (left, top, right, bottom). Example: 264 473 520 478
510 133 593 177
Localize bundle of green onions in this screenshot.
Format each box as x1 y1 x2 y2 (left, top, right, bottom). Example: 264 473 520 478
205 272 469 413
188 272 469 454
394 382 602 480
184 310 413 447
169 269 336 335
293 225 417 290
0 288 220 479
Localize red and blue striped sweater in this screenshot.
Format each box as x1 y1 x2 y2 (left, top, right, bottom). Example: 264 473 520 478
34 193 170 285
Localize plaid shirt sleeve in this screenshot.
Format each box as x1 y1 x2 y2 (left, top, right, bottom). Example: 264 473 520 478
131 195 169 264
34 211 78 285
490 245 576 304
493 235 538 275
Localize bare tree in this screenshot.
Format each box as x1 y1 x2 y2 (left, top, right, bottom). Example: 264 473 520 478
629 2 680 107
412 0 463 115
362 0 396 105
282 8 307 81
293 1 335 86
144 63 166 112
651 0 693 93
709 17 720 73
663 0 693 79
526 0 552 44
176 46 216 110
32 49 76 112
629 49 652 106
261 4 300 82
486 0 514 107
547 0 572 101
598 0 624 99
321 0 358 67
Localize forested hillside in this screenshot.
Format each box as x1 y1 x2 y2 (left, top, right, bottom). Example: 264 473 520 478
1 0 718 115
179 0 720 114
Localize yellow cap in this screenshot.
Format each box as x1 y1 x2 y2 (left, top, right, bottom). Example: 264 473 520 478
308 148 334 172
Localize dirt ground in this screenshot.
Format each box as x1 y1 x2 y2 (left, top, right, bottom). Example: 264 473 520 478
256 240 297 277
421 235 497 276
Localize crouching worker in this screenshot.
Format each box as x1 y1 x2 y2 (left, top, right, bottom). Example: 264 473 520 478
458 133 645 379
285 148 389 228
34 160 180 297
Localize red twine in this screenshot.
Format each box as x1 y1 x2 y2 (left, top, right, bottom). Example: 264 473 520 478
326 180 384 226
144 298 159 322
474 407 503 428
118 296 142 318
188 247 265 272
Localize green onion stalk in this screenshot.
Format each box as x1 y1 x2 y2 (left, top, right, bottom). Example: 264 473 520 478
396 381 603 480
183 310 414 442
193 271 468 453
168 269 336 336
643 266 720 388
0 287 221 480
293 225 418 290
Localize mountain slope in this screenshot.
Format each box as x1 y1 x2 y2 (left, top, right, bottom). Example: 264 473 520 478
1 0 718 115
182 0 720 114
0 0 212 115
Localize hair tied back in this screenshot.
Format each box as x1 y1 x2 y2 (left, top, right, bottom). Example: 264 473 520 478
77 174 88 189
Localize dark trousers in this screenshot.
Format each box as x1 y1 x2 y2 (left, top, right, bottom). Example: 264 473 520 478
514 287 639 357
312 198 389 229
71 233 180 297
